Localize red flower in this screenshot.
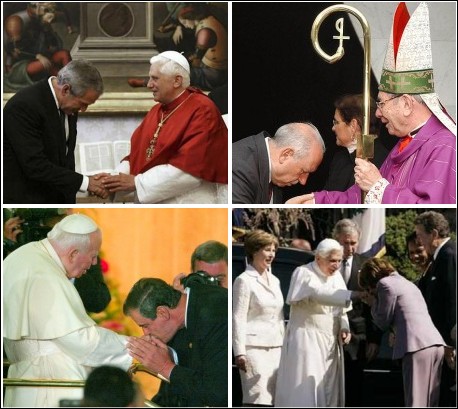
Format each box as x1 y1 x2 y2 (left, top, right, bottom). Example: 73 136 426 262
100 259 109 274
102 320 124 332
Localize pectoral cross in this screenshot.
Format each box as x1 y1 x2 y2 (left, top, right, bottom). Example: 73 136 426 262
146 144 155 159
146 121 164 159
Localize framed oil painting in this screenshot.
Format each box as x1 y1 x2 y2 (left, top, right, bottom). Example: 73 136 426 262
2 2 228 113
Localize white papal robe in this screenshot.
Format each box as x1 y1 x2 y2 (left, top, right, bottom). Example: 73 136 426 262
114 161 228 204
3 239 132 407
275 261 352 407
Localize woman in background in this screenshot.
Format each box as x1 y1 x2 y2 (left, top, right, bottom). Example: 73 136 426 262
323 94 389 191
406 231 432 285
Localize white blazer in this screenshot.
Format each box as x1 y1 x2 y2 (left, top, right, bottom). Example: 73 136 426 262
233 265 285 356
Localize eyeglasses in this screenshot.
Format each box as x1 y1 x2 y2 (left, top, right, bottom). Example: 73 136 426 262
376 94 403 109
326 258 342 265
332 119 341 126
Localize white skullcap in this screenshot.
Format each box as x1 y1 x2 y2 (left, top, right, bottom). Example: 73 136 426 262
315 238 342 254
151 51 190 74
58 214 98 234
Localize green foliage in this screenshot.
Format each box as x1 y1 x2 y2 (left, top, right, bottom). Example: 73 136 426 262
385 210 420 282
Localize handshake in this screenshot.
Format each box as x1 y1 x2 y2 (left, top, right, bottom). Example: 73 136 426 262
350 289 376 306
87 172 136 199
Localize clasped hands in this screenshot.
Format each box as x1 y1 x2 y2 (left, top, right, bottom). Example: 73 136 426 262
127 334 175 380
88 173 136 199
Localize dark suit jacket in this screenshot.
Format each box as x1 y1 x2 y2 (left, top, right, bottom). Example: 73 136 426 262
3 79 83 204
418 239 456 345
232 132 282 204
345 254 383 357
152 283 228 407
323 139 390 191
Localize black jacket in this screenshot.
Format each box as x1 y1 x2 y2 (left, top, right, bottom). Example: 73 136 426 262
3 79 83 204
152 283 228 407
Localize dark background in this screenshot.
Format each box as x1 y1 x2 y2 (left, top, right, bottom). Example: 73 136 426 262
232 2 397 201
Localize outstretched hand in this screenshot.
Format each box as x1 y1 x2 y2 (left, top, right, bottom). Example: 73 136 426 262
360 290 376 306
285 193 315 204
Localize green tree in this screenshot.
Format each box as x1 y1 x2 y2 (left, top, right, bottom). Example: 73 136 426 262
385 210 421 281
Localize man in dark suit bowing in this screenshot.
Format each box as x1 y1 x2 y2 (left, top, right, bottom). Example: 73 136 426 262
232 122 325 204
333 218 383 407
124 277 228 407
3 59 108 204
415 211 456 407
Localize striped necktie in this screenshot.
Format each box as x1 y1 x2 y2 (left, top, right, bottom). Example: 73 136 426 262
341 259 350 285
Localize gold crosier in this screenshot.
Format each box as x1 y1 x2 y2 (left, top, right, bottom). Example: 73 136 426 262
311 5 377 202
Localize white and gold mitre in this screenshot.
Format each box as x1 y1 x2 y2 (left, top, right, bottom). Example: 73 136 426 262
379 2 456 135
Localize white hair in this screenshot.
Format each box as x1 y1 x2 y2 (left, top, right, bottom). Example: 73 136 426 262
315 238 343 258
273 122 325 158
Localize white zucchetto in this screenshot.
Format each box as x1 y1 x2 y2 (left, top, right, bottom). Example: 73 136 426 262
152 51 191 74
315 238 342 254
58 214 98 234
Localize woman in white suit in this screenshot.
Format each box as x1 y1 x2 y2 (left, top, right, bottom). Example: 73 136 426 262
233 230 285 406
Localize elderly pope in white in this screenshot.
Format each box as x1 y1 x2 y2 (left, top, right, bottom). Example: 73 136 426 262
3 214 132 407
275 239 362 407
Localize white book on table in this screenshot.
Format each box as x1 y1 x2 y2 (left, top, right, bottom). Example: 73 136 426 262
78 140 130 175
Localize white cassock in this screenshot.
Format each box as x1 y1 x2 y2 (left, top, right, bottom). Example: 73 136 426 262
275 261 352 407
3 239 133 407
114 161 228 204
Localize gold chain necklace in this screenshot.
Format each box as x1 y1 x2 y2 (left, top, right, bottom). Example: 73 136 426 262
146 94 192 160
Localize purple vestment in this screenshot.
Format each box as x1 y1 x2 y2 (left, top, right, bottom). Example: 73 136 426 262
314 115 456 204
